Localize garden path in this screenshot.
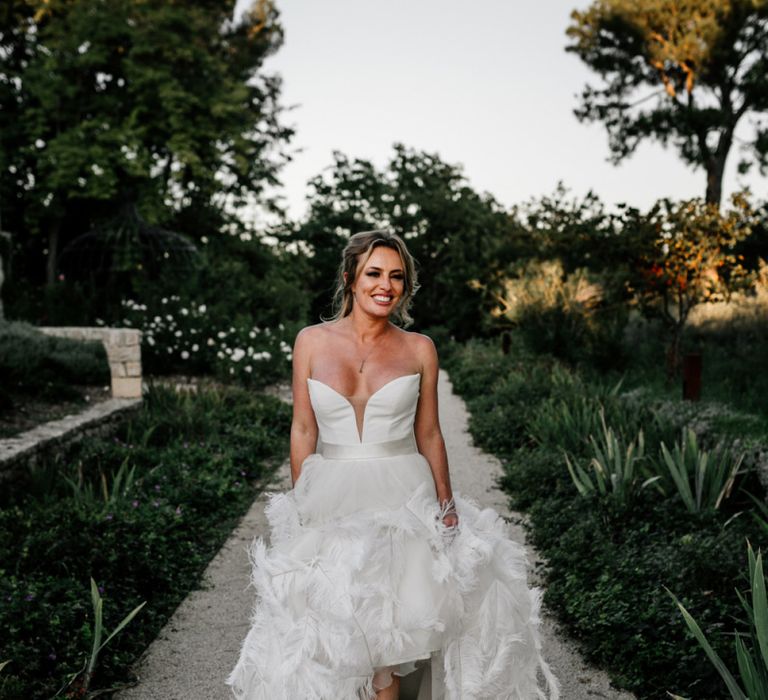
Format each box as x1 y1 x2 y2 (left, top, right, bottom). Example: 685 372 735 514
116 370 635 700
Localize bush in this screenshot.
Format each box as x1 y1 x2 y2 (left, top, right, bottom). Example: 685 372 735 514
0 320 109 406
111 295 298 387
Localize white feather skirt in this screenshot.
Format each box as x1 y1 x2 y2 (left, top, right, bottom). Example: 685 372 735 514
226 452 559 700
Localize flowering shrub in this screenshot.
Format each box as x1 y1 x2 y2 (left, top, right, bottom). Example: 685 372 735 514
101 296 296 385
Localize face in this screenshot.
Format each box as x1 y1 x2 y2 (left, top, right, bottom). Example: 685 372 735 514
346 246 405 318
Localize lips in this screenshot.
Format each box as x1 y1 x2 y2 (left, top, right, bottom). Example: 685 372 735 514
373 295 392 304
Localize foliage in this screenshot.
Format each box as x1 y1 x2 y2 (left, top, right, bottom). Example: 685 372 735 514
113 295 295 385
0 0 292 291
55 579 146 699
668 542 768 700
443 335 768 697
0 384 291 698
658 428 744 513
567 0 768 205
290 144 515 340
565 410 656 504
0 319 109 410
497 258 628 370
624 194 756 372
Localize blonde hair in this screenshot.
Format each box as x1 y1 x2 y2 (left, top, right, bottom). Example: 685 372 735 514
323 230 420 327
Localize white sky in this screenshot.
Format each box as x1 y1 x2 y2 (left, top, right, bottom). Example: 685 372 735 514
239 0 766 221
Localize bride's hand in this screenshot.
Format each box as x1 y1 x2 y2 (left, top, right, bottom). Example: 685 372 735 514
439 497 459 529
442 512 459 528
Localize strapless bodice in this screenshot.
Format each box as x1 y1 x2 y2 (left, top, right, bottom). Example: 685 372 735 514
306 373 421 445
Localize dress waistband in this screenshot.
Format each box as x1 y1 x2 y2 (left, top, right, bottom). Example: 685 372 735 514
318 434 418 460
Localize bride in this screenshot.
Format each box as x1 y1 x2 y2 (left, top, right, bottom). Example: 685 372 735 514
227 230 559 700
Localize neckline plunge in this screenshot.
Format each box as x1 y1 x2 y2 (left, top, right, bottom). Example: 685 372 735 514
306 373 421 443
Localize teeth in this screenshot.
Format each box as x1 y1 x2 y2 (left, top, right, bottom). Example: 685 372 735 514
373 295 392 302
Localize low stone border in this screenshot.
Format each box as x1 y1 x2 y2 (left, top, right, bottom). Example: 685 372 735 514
0 397 142 484
39 326 143 398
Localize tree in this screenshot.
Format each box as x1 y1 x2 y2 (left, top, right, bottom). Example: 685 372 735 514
0 0 292 291
567 0 768 206
289 144 513 340
624 193 755 374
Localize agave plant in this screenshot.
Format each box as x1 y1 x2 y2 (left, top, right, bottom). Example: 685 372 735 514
528 396 603 454
659 428 743 513
564 408 659 504
55 578 146 698
668 542 768 700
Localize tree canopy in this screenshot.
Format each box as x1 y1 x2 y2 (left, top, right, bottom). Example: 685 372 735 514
567 0 768 206
290 144 514 340
0 0 292 288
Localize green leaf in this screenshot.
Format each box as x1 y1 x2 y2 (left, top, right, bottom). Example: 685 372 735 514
666 588 747 700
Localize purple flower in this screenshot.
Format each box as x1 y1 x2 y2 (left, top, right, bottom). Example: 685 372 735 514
153 500 160 507
234 481 241 487
48 652 57 661
240 470 246 477
105 513 114 520
175 506 182 516
132 499 139 508
25 593 35 601
98 586 105 594
154 484 161 492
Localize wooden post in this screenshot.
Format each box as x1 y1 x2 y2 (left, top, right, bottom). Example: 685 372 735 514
501 331 511 355
682 353 702 401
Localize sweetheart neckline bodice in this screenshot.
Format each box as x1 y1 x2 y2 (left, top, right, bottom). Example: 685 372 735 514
306 373 421 444
307 373 420 405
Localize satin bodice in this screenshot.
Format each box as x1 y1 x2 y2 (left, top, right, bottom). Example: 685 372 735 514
306 373 421 445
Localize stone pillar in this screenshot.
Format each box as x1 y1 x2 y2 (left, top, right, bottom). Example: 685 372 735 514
39 327 143 399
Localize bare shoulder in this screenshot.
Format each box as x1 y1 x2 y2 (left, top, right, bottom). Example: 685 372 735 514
396 328 438 370
294 322 333 348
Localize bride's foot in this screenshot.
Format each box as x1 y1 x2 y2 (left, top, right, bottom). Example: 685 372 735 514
374 673 399 699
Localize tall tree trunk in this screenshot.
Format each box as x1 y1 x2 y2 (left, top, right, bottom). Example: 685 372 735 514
705 129 733 208
46 218 60 286
705 157 725 208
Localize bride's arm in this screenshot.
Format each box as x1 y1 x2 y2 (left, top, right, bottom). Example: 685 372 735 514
413 334 458 527
290 328 319 487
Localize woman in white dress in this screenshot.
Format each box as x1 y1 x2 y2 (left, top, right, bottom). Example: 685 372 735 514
227 230 559 700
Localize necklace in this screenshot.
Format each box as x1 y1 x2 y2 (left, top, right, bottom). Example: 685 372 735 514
356 329 390 373
358 343 376 373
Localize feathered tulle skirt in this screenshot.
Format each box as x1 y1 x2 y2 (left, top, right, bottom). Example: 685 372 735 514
226 450 559 699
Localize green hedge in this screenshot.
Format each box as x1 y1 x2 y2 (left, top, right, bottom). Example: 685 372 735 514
0 320 110 412
0 384 290 699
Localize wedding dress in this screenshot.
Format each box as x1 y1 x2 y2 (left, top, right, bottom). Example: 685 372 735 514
227 373 558 699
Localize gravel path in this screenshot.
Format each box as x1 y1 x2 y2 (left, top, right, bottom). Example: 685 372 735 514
116 370 634 700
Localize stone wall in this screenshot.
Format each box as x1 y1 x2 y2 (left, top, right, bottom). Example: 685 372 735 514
39 327 143 398
0 397 142 485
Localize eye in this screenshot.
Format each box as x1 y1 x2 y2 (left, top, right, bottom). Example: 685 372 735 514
366 271 380 277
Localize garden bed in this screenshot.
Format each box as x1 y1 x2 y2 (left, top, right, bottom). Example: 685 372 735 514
0 384 112 439
0 383 290 699
441 336 767 700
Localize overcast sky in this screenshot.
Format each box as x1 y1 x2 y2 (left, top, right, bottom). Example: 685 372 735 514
238 0 765 221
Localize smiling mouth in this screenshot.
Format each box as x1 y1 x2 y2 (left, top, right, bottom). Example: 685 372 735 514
373 295 393 304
